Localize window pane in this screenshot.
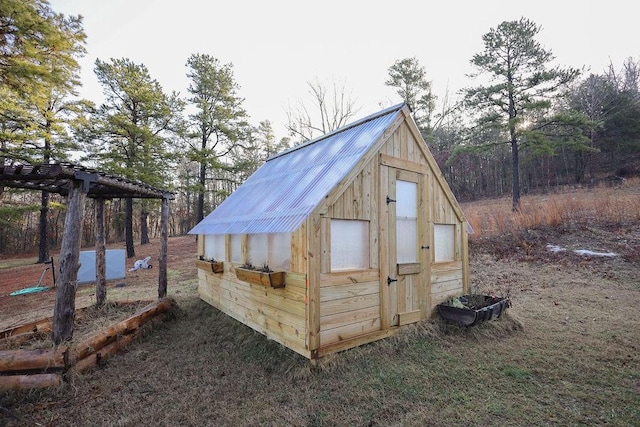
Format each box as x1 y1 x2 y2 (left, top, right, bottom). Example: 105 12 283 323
396 180 417 263
434 224 455 262
331 220 370 270
248 234 268 267
230 234 242 263
204 235 225 261
267 233 290 271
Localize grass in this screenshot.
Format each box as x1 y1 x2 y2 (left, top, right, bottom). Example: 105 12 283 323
1 182 639 426
464 177 640 239
0 257 38 270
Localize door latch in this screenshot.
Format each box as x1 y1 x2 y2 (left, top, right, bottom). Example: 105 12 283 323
387 276 398 285
386 196 396 205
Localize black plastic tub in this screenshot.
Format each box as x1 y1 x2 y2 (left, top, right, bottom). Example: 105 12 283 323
437 295 510 327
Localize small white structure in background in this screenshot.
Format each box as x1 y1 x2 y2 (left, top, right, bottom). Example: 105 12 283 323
547 244 617 257
573 249 617 257
77 249 126 284
129 256 153 271
546 244 566 253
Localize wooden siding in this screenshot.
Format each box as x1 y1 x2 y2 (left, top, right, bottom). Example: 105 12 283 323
290 224 307 274
430 261 464 308
327 161 375 220
318 270 381 346
197 263 310 358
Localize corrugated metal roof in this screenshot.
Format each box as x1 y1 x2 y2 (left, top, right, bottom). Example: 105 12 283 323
188 103 405 235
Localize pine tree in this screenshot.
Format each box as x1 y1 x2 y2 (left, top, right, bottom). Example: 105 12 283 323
184 53 248 223
84 58 183 257
463 18 584 211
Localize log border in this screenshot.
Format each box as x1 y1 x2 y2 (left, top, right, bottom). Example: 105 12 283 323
0 298 173 391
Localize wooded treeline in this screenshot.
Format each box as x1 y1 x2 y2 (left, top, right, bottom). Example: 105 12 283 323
1 4 638 256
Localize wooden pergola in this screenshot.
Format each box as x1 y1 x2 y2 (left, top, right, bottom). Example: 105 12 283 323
0 162 174 344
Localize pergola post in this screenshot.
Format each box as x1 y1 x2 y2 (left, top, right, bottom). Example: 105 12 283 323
158 194 170 299
95 198 106 307
1 162 174 344
53 180 87 344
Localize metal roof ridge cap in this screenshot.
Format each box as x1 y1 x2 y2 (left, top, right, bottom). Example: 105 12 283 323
266 102 406 162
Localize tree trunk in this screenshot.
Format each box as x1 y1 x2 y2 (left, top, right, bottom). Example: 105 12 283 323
38 191 50 263
95 198 106 307
125 197 135 258
140 210 149 244
158 196 169 299
197 160 206 223
53 182 86 344
511 139 521 212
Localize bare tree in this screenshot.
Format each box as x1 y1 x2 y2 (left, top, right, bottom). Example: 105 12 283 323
286 78 359 142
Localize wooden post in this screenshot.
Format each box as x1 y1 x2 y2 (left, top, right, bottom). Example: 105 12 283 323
307 215 321 357
53 181 86 344
379 164 390 330
95 198 106 307
158 195 169 299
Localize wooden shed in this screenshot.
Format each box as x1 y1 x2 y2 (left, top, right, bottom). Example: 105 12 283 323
189 103 470 360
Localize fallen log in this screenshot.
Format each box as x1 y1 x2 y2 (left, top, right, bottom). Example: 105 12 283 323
74 322 129 361
0 318 52 340
0 373 62 391
112 299 154 307
0 304 98 341
74 330 140 374
74 299 171 361
127 298 172 329
0 347 68 374
0 331 50 350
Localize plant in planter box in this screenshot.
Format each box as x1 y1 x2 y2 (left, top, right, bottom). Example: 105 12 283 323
235 263 285 288
195 257 224 273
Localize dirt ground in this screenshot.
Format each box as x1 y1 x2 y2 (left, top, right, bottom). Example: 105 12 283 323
1 223 639 426
0 235 199 332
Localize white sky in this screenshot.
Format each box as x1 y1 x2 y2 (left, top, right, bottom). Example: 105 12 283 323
50 0 637 139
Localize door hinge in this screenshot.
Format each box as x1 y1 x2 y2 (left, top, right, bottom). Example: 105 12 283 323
387 276 398 286
386 195 396 205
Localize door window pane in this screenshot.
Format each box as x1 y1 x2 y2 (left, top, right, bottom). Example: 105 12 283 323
396 180 417 263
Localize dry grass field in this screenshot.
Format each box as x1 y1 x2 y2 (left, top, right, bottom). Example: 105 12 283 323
1 181 639 426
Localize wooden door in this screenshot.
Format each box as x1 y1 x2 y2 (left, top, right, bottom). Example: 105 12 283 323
380 165 428 328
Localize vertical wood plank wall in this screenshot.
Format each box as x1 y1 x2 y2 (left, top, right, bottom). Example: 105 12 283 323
379 122 465 311
320 161 382 347
314 120 467 348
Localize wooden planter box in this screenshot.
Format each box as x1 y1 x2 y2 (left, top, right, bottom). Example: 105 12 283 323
235 267 285 288
195 259 224 273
